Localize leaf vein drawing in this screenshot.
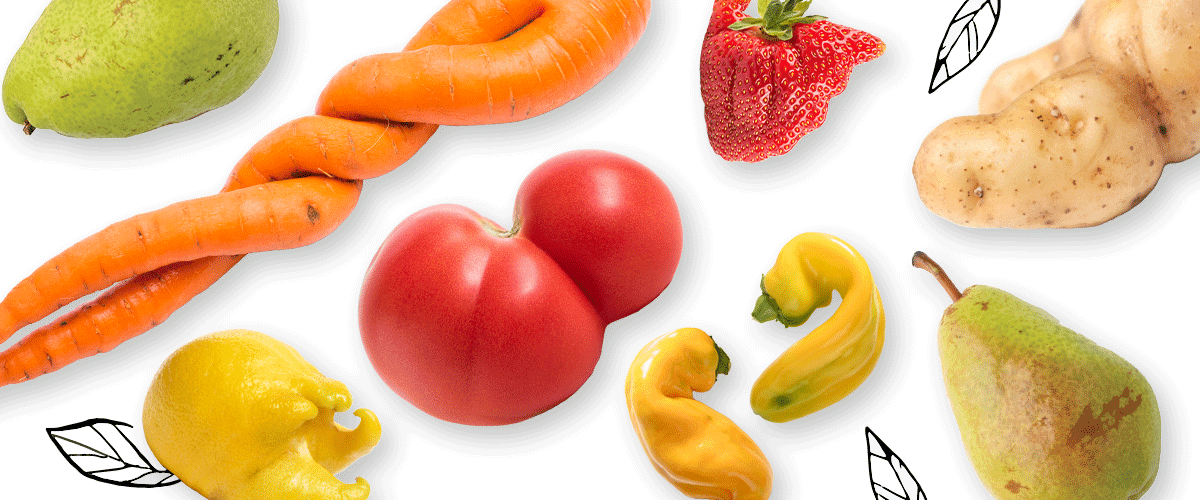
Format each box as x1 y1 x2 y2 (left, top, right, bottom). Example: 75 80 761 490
929 0 1001 93
56 434 118 460
866 427 927 500
46 417 181 488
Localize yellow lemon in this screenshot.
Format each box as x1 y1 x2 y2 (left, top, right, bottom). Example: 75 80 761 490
143 329 381 500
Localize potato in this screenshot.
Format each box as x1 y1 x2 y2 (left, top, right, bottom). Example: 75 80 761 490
915 0 1200 228
915 61 1165 228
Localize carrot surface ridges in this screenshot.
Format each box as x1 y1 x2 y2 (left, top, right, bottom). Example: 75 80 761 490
0 0 651 387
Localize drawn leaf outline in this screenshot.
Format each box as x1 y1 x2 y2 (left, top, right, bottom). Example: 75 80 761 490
46 417 180 488
929 0 1001 93
866 427 927 500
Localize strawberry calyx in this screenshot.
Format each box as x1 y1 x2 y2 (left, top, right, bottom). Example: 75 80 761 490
729 0 826 41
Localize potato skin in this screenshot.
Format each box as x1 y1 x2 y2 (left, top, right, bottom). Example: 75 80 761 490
918 0 1200 228
915 61 1166 228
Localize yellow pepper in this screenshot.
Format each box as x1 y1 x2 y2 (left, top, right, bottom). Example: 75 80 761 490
625 328 772 500
750 232 885 423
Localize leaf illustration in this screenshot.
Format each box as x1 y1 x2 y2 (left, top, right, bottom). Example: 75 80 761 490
866 427 927 500
929 0 1001 93
46 418 180 488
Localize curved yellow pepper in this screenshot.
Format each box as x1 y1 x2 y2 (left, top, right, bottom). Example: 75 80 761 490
750 232 885 423
144 330 382 500
625 328 772 500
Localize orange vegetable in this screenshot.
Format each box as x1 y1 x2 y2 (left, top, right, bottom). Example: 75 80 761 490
0 178 360 341
317 0 650 125
0 0 650 386
0 257 239 385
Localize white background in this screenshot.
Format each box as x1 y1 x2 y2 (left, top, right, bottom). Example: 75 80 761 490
1 0 1196 498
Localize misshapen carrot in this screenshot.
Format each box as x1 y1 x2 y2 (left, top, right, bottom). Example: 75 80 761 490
0 0 650 386
0 256 240 385
317 0 651 125
0 177 360 344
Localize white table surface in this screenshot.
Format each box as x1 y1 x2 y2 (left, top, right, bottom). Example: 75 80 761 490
1 0 1195 498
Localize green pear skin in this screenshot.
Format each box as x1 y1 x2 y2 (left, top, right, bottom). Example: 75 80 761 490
939 285 1160 500
3 0 279 138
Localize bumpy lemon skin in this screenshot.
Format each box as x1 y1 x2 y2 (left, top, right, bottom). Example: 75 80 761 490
143 329 381 500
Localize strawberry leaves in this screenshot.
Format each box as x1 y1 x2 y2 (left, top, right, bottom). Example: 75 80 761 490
729 0 827 41
700 0 884 162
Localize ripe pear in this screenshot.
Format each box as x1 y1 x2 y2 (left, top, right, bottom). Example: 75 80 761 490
3 0 278 138
912 252 1160 500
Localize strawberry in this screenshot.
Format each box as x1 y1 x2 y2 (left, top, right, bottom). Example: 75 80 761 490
701 0 885 162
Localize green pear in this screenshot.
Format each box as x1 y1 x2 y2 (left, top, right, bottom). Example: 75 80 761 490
3 0 278 138
913 252 1160 500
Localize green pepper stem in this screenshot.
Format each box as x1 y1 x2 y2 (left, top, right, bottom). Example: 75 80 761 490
711 337 732 377
752 275 813 327
752 293 779 323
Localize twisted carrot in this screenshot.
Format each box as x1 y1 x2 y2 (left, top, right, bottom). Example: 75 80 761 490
0 0 650 386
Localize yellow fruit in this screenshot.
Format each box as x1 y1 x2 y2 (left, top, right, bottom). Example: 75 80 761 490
143 329 381 500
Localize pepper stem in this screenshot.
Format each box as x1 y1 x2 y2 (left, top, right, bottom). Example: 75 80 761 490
752 292 779 323
751 275 813 327
911 251 962 302
711 336 731 377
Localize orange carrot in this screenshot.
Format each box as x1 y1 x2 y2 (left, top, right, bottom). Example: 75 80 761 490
223 115 438 191
316 0 651 125
0 177 361 344
0 256 240 385
0 0 651 386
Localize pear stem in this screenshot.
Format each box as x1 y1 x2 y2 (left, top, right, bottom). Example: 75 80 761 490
22 121 35 135
912 251 962 302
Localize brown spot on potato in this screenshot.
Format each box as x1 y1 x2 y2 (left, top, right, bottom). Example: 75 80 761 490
1129 191 1148 208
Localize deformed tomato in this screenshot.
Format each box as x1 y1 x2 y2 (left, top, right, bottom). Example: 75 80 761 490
358 150 682 426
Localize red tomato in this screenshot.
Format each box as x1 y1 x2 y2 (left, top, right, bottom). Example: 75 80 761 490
516 150 683 323
358 150 682 426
